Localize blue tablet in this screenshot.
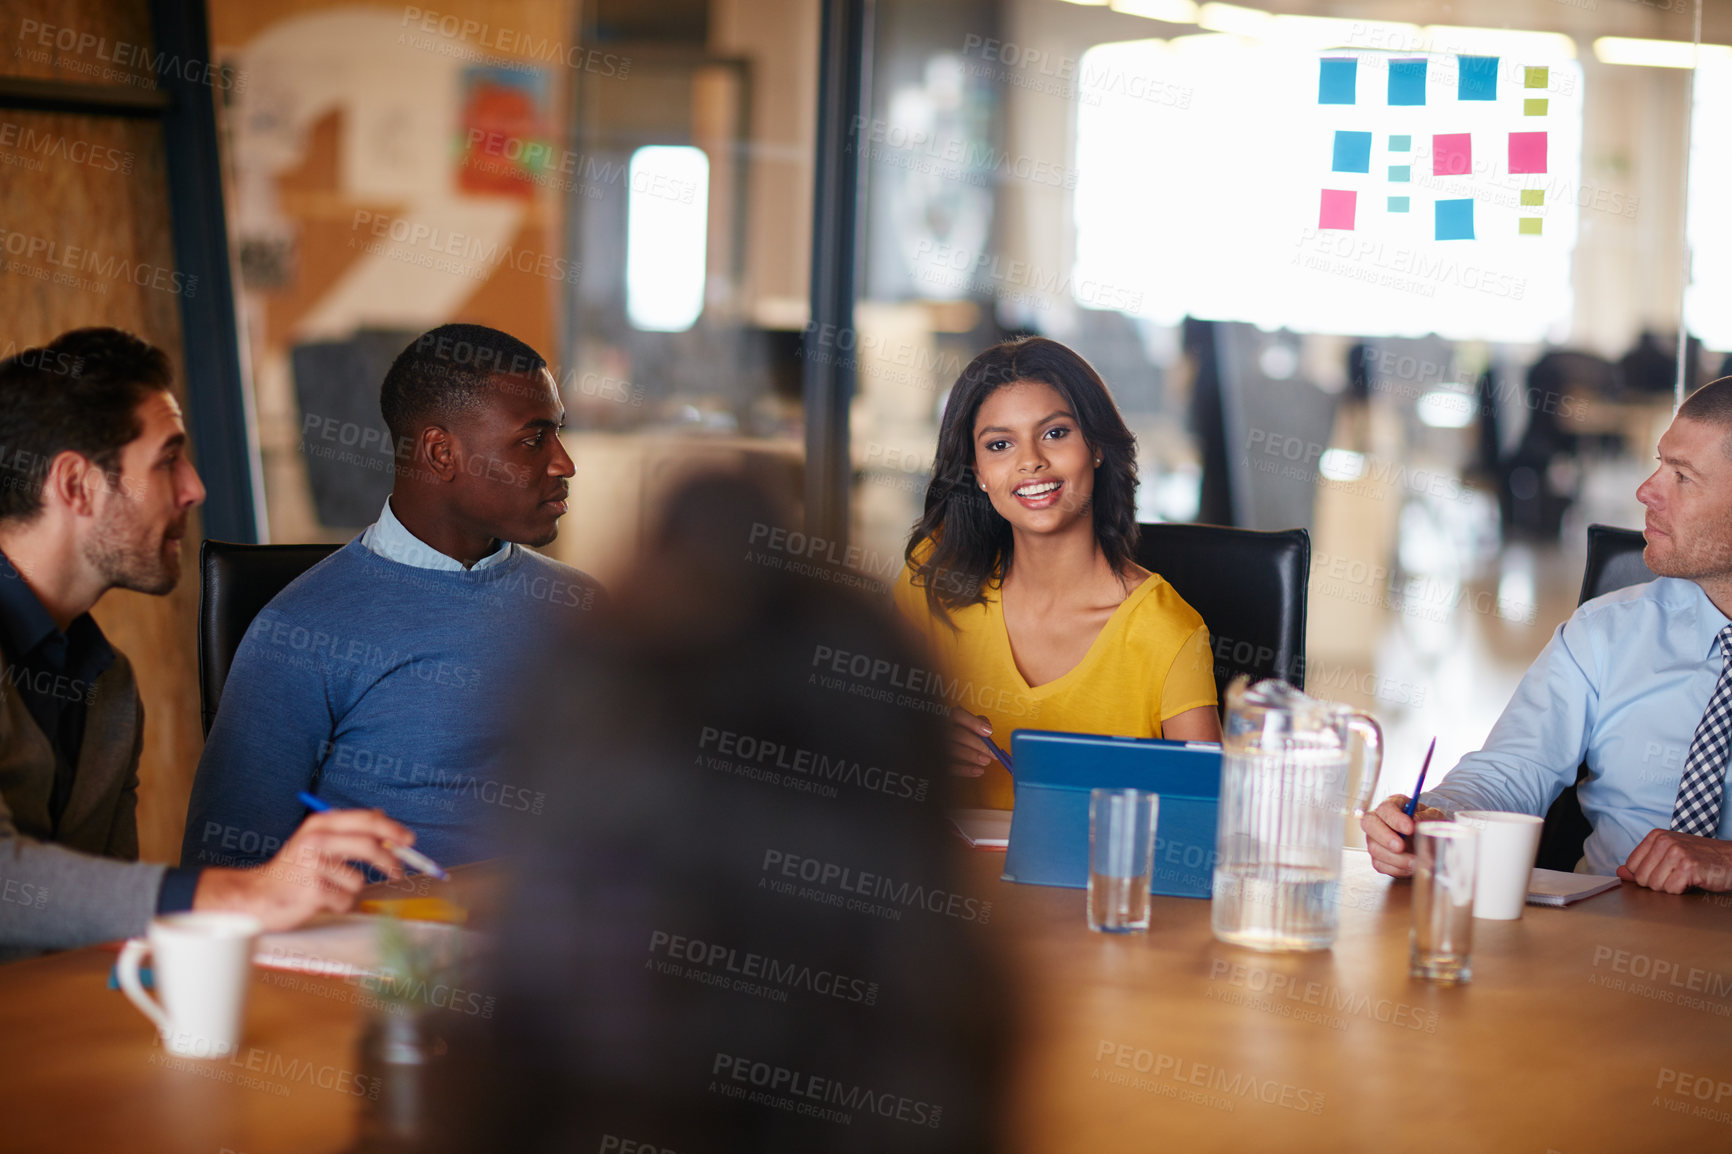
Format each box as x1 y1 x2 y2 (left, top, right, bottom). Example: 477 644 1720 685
1002 730 1223 899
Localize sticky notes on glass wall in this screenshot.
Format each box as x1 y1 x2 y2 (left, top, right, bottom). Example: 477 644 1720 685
1389 59 1428 106
1433 133 1472 177
1509 132 1548 174
1526 66 1549 89
1389 165 1411 182
1519 218 1543 236
1458 56 1499 102
1390 135 1412 152
1332 130 1372 173
1436 198 1475 241
1320 189 1357 230
1388 197 1410 213
1525 99 1549 116
1520 189 1545 206
1320 58 1357 104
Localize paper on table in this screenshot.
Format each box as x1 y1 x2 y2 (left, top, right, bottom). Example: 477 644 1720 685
254 915 469 979
948 808 1012 850
255 916 386 979
1526 867 1621 907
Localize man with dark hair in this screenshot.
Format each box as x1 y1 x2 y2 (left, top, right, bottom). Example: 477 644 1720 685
0 327 413 958
184 323 599 871
1365 377 1732 893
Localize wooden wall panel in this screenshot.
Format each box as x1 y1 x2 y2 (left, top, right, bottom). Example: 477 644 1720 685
0 105 205 866
3 0 156 86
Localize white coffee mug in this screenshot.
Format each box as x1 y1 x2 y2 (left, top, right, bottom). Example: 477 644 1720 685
117 911 262 1059
1454 811 1545 920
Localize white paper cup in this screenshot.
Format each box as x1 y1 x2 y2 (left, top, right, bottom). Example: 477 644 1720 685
1454 811 1545 920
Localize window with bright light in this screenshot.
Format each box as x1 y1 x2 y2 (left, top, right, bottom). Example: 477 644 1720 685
1685 51 1732 352
1073 27 1583 341
626 145 710 332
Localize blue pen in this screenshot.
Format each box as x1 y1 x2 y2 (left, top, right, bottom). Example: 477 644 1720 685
1402 738 1438 820
982 734 1015 777
1398 738 1438 851
297 791 448 881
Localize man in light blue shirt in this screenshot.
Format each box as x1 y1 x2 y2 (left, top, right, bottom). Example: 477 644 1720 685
1365 378 1732 893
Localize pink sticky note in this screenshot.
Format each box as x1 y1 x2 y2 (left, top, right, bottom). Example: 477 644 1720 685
1319 189 1356 230
1509 131 1547 174
1433 133 1472 177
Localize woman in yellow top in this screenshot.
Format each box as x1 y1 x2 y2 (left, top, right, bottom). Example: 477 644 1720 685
893 336 1221 810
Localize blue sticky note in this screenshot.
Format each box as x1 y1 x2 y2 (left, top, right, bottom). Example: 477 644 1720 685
1389 165 1411 182
1320 58 1357 104
1332 130 1372 174
1435 198 1475 240
1390 134 1412 151
1459 55 1499 101
1388 59 1427 106
1388 197 1410 213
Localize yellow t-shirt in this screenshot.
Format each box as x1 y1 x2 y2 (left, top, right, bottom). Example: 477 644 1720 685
893 550 1217 810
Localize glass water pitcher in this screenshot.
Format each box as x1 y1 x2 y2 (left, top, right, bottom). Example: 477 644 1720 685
1211 677 1383 952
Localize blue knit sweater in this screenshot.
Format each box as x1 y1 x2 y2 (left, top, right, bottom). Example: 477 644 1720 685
181 540 600 870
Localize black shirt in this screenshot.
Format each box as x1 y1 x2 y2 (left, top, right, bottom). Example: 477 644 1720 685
0 550 114 833
0 550 200 913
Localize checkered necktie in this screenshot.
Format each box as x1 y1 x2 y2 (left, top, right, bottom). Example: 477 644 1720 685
1671 625 1732 838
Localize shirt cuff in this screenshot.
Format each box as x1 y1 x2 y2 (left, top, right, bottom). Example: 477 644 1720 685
155 866 203 914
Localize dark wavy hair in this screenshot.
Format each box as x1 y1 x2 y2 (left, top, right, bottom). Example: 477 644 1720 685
0 328 172 523
905 336 1139 622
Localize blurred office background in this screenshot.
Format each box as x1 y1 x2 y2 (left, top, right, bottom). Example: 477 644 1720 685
2 0 1728 856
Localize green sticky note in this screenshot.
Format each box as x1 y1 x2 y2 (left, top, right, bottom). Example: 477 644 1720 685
1525 66 1548 89
1525 98 1548 116
1519 217 1543 236
1521 189 1544 206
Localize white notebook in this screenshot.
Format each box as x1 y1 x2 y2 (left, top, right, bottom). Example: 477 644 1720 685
948 808 1012 850
1526 867 1622 907
254 915 469 979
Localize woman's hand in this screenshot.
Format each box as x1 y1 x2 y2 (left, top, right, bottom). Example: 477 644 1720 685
948 707 996 776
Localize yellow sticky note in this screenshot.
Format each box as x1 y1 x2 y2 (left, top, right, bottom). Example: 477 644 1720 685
1519 217 1543 236
1521 189 1544 206
1525 98 1548 116
1525 66 1548 89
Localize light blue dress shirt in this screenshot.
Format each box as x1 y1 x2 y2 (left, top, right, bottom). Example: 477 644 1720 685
1423 577 1732 875
358 498 512 571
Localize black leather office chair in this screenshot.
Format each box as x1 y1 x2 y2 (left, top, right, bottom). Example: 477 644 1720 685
198 540 342 736
1535 525 1655 871
1134 523 1310 706
1577 524 1654 604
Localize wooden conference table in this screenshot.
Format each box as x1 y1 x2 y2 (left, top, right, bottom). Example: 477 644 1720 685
1 853 1728 1153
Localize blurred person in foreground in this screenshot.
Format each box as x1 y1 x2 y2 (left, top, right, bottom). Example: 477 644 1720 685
424 472 1013 1153
1365 377 1732 893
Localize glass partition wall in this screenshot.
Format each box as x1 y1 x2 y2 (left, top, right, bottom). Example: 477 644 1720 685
211 0 818 585
210 0 1721 781
845 0 1719 796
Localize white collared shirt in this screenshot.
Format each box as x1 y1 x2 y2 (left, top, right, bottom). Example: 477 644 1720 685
359 498 513 572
